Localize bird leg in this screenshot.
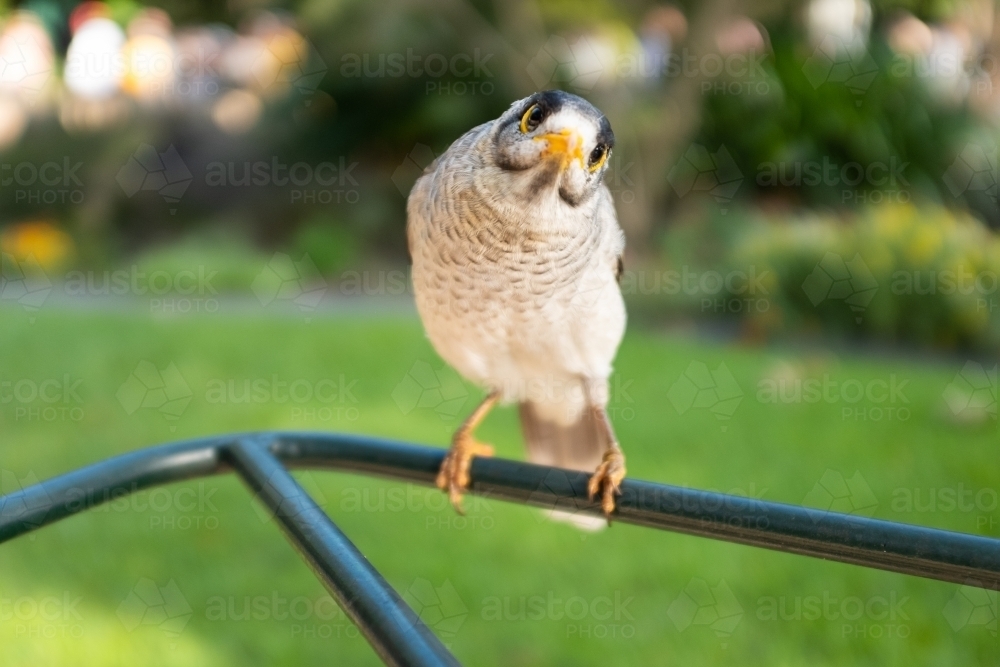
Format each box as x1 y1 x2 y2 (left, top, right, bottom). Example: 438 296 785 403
586 405 627 519
436 390 499 513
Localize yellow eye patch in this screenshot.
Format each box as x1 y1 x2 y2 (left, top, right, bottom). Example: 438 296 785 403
520 104 543 133
588 145 609 172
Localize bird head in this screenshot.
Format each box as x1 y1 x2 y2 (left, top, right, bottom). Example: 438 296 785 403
489 90 615 207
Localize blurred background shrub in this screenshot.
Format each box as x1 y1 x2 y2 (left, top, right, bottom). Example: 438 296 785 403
636 202 1000 350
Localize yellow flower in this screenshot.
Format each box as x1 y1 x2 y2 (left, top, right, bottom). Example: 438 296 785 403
905 222 942 266
0 220 74 270
871 201 915 240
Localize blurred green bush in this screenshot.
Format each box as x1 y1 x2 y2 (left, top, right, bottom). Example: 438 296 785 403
630 203 1000 352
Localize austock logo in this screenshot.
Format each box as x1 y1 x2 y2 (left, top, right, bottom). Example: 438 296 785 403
0 23 53 104
403 579 469 639
942 583 997 636
116 578 193 640
603 151 637 205
757 371 911 423
203 590 357 639
802 35 878 105
479 589 636 639
942 361 997 425
391 361 469 420
116 360 193 430
755 589 911 639
392 143 437 197
527 35 607 91
338 48 494 96
667 144 743 213
1 157 86 205
0 469 51 536
116 144 193 213
527 31 774 94
2 374 86 423
338 481 494 531
802 469 878 522
667 578 743 647
667 361 743 430
251 33 327 97
942 143 998 200
206 374 359 425
756 156 910 204
251 252 327 317
801 252 879 323
0 588 84 636
0 252 51 319
63 264 221 315
525 467 606 531
249 470 328 525
205 156 360 205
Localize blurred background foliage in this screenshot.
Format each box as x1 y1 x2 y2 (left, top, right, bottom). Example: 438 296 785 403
0 0 998 352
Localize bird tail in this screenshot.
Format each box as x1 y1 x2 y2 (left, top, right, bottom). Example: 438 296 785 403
519 401 609 531
518 400 608 472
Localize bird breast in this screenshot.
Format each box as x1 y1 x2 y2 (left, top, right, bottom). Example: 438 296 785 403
407 154 624 395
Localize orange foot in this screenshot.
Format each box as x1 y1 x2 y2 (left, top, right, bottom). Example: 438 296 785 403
587 447 626 519
436 432 494 514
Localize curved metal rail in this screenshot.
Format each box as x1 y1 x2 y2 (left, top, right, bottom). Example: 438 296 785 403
1 432 998 665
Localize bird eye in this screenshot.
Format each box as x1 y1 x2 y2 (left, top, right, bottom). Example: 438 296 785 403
519 104 544 133
588 144 609 172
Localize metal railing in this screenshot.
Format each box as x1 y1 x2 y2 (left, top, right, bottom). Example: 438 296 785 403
1 432 998 666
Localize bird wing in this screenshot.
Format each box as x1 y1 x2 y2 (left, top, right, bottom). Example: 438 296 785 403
596 184 626 283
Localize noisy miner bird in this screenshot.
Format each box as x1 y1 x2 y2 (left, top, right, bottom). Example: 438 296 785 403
407 90 627 520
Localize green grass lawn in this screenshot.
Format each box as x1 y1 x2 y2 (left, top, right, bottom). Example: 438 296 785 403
0 304 996 666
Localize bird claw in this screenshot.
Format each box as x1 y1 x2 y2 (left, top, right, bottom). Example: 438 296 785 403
436 434 494 514
588 448 626 520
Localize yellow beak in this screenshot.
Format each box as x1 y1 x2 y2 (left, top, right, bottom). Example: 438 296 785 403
534 129 585 170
